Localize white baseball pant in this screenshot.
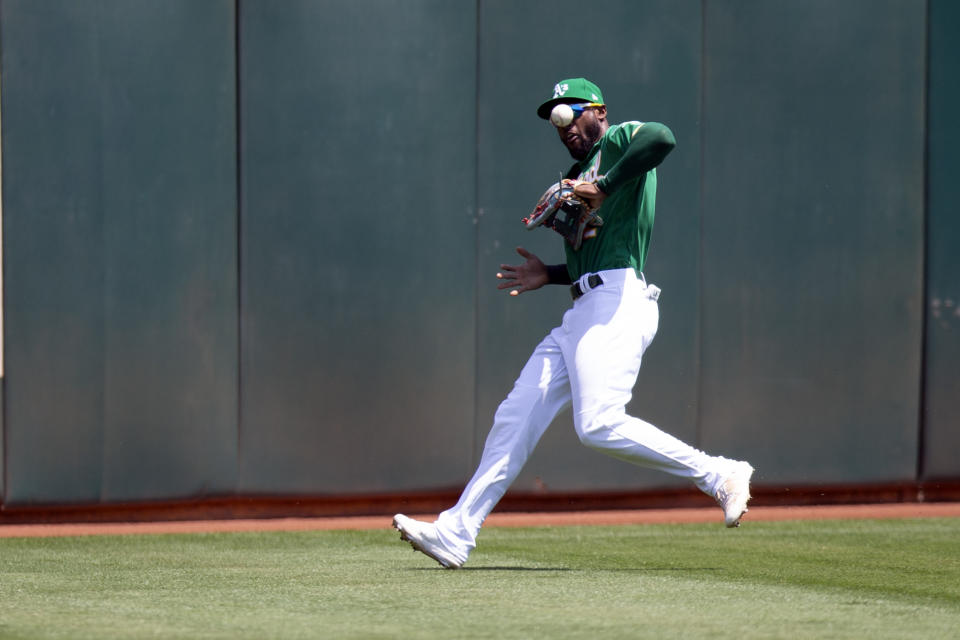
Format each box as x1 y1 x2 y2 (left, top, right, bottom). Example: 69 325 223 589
434 268 736 561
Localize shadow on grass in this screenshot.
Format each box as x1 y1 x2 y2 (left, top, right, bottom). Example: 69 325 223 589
407 566 722 572
406 566 571 572
628 566 722 572
462 566 572 572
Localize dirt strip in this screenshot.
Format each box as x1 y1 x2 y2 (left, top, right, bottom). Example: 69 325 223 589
1 502 958 539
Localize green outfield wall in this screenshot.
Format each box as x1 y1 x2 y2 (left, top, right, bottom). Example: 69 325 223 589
923 0 960 480
0 0 239 503
698 0 926 485
0 0 954 508
237 1 477 494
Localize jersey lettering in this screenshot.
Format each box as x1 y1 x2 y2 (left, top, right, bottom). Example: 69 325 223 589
578 151 601 183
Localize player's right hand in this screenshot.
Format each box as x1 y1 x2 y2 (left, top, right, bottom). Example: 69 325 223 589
573 180 607 210
496 247 548 296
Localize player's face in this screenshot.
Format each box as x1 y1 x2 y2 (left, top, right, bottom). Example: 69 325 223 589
556 105 606 161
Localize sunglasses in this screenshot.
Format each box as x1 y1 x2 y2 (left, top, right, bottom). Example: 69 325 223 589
569 102 604 119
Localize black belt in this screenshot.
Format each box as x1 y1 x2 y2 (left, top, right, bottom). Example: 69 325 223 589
570 274 604 300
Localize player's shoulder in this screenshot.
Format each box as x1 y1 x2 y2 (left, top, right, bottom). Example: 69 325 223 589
607 120 675 145
608 120 645 134
603 121 645 147
612 120 646 129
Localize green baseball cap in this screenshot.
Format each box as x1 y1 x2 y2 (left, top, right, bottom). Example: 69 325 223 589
537 78 605 119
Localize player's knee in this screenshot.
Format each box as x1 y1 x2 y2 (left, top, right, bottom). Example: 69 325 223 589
574 407 625 447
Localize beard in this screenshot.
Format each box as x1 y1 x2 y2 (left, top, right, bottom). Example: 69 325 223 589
564 118 603 161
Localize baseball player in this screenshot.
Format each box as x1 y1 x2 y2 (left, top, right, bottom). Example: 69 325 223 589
394 78 754 569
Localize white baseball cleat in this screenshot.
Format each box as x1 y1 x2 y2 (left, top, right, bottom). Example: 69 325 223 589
393 514 465 569
715 462 755 528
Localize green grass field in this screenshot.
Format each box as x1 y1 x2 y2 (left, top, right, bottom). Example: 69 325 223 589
1 518 958 639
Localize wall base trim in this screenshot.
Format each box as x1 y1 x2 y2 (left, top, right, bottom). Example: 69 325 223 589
1 480 958 525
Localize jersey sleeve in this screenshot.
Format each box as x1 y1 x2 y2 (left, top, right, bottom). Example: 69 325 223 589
595 122 675 195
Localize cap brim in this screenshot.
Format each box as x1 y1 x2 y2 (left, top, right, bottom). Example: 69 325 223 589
537 96 584 120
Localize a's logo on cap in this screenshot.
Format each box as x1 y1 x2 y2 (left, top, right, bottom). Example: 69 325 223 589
553 83 569 98
591 93 599 101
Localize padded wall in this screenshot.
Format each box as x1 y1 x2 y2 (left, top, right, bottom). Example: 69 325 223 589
0 0 238 504
922 0 960 480
0 1 953 509
699 0 926 485
0 60 4 497
238 0 477 494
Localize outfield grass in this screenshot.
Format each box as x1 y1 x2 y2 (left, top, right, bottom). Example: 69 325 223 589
1 518 958 639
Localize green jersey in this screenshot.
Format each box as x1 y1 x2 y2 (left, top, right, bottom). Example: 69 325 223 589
564 121 669 281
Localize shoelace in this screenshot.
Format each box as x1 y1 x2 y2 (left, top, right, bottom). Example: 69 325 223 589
715 477 743 508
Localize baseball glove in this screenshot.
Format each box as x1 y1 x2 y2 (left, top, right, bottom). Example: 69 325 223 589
522 179 603 251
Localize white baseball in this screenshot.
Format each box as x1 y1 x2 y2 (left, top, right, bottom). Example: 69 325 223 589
550 103 574 127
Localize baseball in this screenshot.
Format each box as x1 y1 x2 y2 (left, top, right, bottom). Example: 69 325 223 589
550 103 574 127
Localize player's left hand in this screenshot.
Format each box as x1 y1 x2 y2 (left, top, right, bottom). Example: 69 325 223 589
573 181 607 210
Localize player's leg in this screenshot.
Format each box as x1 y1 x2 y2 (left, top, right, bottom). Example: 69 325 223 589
396 334 571 566
562 269 752 523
